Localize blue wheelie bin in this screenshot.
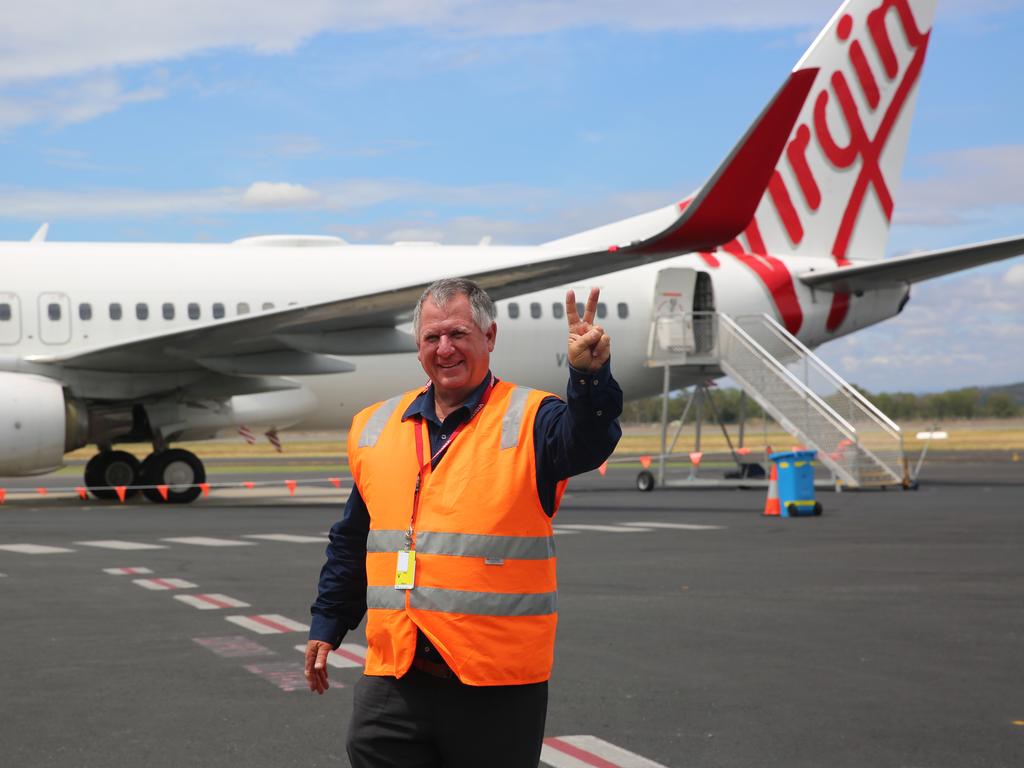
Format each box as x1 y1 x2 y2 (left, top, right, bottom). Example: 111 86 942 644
769 450 822 517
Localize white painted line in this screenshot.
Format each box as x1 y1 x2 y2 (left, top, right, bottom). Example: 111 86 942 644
175 593 250 610
552 529 580 536
161 537 256 547
294 643 367 669
76 540 168 550
103 567 154 575
132 577 197 591
621 522 725 531
226 614 310 634
541 735 669 768
554 524 652 533
242 534 325 543
0 543 75 555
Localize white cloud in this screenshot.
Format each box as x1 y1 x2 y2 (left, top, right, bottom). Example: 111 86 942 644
1004 264 1024 286
0 75 163 130
242 181 320 208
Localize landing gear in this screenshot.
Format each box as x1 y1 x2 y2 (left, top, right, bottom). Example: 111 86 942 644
140 449 206 504
85 450 142 500
636 470 655 492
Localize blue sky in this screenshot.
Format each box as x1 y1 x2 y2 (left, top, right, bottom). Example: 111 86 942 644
0 0 1022 393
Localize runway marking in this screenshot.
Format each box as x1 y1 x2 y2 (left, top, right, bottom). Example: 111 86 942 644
294 643 367 668
541 735 669 768
175 593 250 610
621 522 725 531
103 567 154 575
193 635 275 658
242 533 325 543
161 536 256 547
226 614 310 634
243 662 312 692
76 540 168 550
553 529 580 536
554 525 652 533
0 543 75 554
133 577 197 590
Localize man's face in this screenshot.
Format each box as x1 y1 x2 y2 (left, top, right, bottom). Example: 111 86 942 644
416 293 496 402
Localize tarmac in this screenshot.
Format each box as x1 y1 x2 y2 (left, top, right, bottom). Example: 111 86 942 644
1 459 1022 767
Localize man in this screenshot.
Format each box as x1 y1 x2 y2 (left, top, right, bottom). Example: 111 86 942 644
305 277 622 767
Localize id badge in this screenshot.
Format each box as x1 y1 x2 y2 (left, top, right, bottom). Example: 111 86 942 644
394 550 416 590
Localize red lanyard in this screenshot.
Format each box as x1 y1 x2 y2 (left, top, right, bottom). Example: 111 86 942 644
406 375 496 550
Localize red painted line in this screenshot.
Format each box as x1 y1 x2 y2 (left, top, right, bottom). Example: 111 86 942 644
151 578 177 589
198 595 234 609
248 615 297 633
543 738 619 768
332 648 366 664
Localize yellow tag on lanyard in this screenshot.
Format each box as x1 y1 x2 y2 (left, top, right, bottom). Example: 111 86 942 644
394 550 416 590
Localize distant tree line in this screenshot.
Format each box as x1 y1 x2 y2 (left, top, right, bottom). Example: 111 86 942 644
621 385 1022 424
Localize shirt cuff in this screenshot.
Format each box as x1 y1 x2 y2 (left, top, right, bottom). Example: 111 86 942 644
567 360 612 394
309 614 347 649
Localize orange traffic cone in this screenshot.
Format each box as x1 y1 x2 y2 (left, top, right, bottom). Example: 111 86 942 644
763 463 781 516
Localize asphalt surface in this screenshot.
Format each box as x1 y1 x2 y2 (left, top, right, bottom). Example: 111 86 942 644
1 462 1022 767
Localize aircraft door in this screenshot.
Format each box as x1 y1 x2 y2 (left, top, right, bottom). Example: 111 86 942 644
0 293 21 345
38 292 72 344
648 268 715 363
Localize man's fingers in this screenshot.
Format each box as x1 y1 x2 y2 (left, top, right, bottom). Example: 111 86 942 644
304 641 331 694
583 287 600 325
565 289 579 329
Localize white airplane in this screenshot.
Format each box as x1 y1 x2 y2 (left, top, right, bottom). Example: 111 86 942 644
1 0 1020 502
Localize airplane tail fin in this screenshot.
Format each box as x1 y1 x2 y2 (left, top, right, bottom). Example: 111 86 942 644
739 0 938 265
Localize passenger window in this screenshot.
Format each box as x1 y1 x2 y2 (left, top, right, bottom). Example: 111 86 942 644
552 303 564 320
530 302 542 319
188 303 200 320
237 302 250 315
597 302 607 319
213 303 225 319
508 302 520 319
79 303 92 321
262 302 274 310
576 303 585 318
48 303 61 321
162 302 175 320
0 303 10 321
617 302 628 319
109 303 122 321
136 303 149 320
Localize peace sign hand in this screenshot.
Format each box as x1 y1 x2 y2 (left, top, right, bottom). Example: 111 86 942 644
566 287 611 372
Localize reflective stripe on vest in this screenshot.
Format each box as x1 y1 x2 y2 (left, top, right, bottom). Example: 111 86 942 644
358 395 404 448
367 529 555 561
367 585 557 616
500 386 532 449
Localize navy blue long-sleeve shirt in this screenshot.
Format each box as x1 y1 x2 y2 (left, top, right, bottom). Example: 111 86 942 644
309 362 623 647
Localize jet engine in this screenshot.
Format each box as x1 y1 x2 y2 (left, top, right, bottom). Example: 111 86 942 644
0 372 89 475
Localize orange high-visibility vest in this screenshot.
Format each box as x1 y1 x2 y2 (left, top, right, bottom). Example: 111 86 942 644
349 380 566 686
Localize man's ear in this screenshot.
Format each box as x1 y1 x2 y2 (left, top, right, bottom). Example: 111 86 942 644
486 322 497 352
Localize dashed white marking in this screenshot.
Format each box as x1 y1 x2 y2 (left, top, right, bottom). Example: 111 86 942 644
294 643 367 669
103 567 154 575
0 544 75 555
133 577 197 591
225 614 309 634
76 540 168 550
553 529 580 536
621 522 724 531
541 735 669 768
161 537 256 547
242 534 325 544
554 524 651 534
175 593 250 610
244 662 310 692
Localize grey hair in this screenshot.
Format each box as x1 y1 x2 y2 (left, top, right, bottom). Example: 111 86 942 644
412 277 496 336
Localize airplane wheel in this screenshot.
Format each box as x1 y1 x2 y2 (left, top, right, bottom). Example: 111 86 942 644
85 450 142 501
141 449 206 504
636 471 655 492
813 502 823 516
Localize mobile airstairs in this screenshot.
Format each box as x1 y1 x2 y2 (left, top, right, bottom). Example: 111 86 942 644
641 288 909 491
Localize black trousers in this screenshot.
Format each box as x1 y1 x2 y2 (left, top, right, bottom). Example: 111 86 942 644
346 670 548 768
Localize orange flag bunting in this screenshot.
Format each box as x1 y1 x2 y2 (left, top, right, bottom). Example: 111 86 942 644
328 477 342 489
157 485 169 501
243 481 255 490
736 446 751 456
639 455 652 469
689 452 703 467
76 487 88 500
36 487 48 496
285 479 298 496
199 483 211 497
115 486 127 503
597 461 608 476
0 488 5 504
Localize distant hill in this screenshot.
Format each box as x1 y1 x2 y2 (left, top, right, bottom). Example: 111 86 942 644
978 382 1024 406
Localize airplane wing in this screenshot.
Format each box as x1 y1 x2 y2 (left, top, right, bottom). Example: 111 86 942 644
797 234 1024 293
25 69 817 380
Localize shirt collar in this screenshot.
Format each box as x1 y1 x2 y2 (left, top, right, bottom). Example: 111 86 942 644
401 370 496 425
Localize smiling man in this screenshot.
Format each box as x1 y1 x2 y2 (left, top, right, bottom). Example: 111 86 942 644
305 276 622 767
